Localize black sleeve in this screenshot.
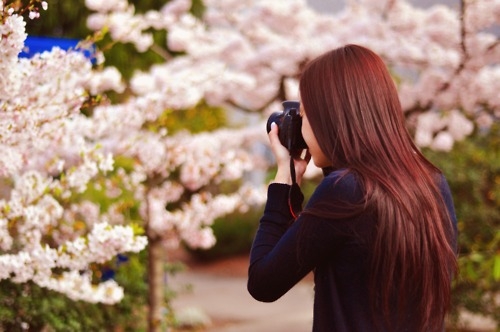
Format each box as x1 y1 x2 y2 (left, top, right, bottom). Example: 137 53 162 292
247 176 355 302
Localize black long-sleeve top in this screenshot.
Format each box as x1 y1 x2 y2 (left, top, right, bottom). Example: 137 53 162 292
247 169 457 332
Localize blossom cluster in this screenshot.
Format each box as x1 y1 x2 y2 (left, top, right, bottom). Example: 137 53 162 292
85 0 499 151
144 183 266 249
0 2 146 304
81 92 268 241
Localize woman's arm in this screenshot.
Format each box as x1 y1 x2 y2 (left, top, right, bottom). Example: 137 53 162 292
247 183 310 302
247 171 365 302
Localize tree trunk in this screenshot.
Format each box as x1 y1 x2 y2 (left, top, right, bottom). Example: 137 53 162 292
147 236 165 332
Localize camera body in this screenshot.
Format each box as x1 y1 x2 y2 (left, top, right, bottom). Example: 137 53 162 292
266 101 308 154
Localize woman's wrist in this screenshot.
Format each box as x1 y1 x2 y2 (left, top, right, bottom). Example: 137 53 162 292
272 167 292 185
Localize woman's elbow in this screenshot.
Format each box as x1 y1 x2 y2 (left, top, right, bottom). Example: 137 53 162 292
247 279 281 302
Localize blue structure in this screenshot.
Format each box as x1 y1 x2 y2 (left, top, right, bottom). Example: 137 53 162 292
20 36 95 60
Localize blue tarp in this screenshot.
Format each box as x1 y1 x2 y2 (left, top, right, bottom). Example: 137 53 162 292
20 36 94 60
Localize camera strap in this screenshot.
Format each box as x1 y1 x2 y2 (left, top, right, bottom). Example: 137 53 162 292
288 157 303 220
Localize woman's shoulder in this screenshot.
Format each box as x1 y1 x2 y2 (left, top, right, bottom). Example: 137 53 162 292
311 168 364 203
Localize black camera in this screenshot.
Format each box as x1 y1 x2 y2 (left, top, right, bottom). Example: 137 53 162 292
266 101 308 154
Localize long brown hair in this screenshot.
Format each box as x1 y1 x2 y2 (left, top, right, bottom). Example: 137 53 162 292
299 44 458 331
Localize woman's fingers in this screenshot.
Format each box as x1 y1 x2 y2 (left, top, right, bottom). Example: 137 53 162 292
268 123 291 166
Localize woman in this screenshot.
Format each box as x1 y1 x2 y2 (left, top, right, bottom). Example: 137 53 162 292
247 44 458 331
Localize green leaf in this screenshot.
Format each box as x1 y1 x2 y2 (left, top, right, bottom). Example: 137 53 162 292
493 254 500 281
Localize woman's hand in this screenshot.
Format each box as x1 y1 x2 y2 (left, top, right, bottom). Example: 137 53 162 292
268 122 310 185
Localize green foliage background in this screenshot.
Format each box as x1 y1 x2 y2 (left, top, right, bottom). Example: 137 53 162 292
424 124 500 326
0 253 148 331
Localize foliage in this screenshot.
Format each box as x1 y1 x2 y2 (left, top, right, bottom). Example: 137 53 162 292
151 101 227 135
0 252 147 331
0 250 191 331
423 124 500 325
189 207 263 260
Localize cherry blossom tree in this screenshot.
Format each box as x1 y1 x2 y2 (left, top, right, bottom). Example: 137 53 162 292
0 0 147 307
